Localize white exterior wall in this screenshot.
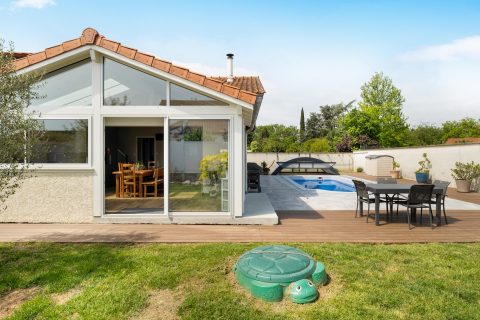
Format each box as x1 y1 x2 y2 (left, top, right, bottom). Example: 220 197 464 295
3 46 253 223
247 152 354 171
353 144 480 188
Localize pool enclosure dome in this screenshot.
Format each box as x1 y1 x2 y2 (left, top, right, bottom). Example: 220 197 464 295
271 157 339 175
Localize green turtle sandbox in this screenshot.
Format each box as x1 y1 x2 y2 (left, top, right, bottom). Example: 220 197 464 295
233 245 327 303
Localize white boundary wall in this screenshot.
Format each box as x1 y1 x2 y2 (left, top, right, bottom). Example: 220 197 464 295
353 144 480 188
247 152 354 171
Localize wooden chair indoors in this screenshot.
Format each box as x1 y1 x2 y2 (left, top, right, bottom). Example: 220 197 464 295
148 161 156 169
142 168 164 197
120 163 137 197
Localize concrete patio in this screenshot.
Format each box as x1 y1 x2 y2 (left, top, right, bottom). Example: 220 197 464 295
261 175 480 211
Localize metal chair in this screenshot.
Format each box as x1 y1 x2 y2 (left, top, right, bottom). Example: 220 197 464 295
352 179 389 222
430 180 450 224
397 184 435 229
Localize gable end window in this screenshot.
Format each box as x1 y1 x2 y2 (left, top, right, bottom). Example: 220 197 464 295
30 59 92 107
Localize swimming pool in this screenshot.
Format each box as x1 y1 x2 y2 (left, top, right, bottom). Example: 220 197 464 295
291 178 355 192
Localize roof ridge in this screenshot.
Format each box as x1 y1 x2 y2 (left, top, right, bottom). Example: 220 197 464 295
13 27 262 105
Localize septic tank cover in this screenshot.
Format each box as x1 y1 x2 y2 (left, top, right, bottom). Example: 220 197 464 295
233 245 327 303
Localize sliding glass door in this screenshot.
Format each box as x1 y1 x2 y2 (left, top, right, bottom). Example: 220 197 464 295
168 119 229 212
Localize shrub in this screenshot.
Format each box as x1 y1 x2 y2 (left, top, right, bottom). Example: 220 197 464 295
302 138 331 152
451 161 480 180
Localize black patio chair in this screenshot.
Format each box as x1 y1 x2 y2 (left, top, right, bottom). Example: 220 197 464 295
397 184 435 229
352 179 389 222
429 180 450 224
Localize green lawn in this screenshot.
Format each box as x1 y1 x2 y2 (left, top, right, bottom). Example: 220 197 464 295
169 183 222 211
0 243 479 320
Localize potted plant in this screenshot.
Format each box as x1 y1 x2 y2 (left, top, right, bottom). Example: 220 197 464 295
451 161 480 193
199 152 228 196
415 153 431 183
390 161 401 179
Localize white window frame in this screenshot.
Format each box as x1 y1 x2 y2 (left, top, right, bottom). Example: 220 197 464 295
166 115 234 217
28 58 95 115
101 115 166 217
29 115 93 170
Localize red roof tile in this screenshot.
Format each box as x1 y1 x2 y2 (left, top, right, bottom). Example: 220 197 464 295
13 27 264 105
445 137 480 144
210 76 266 95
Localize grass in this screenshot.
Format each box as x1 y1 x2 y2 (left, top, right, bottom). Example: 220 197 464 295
0 243 479 319
169 183 222 211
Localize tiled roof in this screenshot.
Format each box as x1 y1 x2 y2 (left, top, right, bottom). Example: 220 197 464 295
210 76 265 95
13 28 263 105
13 52 30 59
445 137 480 144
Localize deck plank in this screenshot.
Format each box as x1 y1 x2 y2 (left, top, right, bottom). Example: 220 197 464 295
0 210 479 243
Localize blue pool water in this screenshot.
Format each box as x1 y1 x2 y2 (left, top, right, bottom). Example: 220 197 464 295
292 178 355 192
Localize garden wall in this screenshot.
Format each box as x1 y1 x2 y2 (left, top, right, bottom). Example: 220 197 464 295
353 143 480 189
247 152 354 171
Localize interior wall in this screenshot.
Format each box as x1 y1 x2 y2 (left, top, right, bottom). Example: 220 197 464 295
104 126 164 187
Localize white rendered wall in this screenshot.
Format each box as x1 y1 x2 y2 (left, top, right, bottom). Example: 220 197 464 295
247 152 354 172
1 171 94 223
353 144 480 188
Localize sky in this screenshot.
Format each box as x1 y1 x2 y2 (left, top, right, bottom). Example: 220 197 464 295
1 0 480 127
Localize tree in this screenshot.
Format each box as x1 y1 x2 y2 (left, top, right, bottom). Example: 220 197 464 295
406 124 443 146
335 135 353 152
341 72 409 148
302 138 330 152
299 107 305 142
441 118 480 142
248 124 299 153
0 40 43 208
305 101 352 142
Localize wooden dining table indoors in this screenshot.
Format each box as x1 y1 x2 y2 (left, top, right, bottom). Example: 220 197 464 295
113 169 154 198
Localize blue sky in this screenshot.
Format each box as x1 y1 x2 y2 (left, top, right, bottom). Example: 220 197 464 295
1 0 480 126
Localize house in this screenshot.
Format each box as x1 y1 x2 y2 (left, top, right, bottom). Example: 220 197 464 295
445 137 480 145
2 28 277 224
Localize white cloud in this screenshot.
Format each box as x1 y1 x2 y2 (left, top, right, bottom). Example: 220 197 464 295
11 0 56 9
399 35 480 62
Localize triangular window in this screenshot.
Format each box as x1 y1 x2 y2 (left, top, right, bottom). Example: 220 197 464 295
31 59 92 106
103 58 167 106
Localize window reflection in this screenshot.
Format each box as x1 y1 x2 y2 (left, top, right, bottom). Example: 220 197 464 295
103 58 167 106
31 60 92 107
32 119 88 163
169 119 229 212
170 83 228 106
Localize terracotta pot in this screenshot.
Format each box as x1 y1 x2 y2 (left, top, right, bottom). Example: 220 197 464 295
456 179 472 193
390 170 401 179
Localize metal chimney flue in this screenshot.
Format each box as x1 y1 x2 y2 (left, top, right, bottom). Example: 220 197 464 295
226 53 234 83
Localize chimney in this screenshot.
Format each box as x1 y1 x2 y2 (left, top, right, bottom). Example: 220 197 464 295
226 53 234 83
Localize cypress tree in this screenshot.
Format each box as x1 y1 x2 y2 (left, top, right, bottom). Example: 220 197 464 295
300 108 305 142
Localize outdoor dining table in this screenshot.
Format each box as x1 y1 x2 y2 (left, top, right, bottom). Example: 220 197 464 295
363 183 444 226
112 169 154 198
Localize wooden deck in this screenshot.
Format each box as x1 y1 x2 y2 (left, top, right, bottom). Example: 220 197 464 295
1 209 479 243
